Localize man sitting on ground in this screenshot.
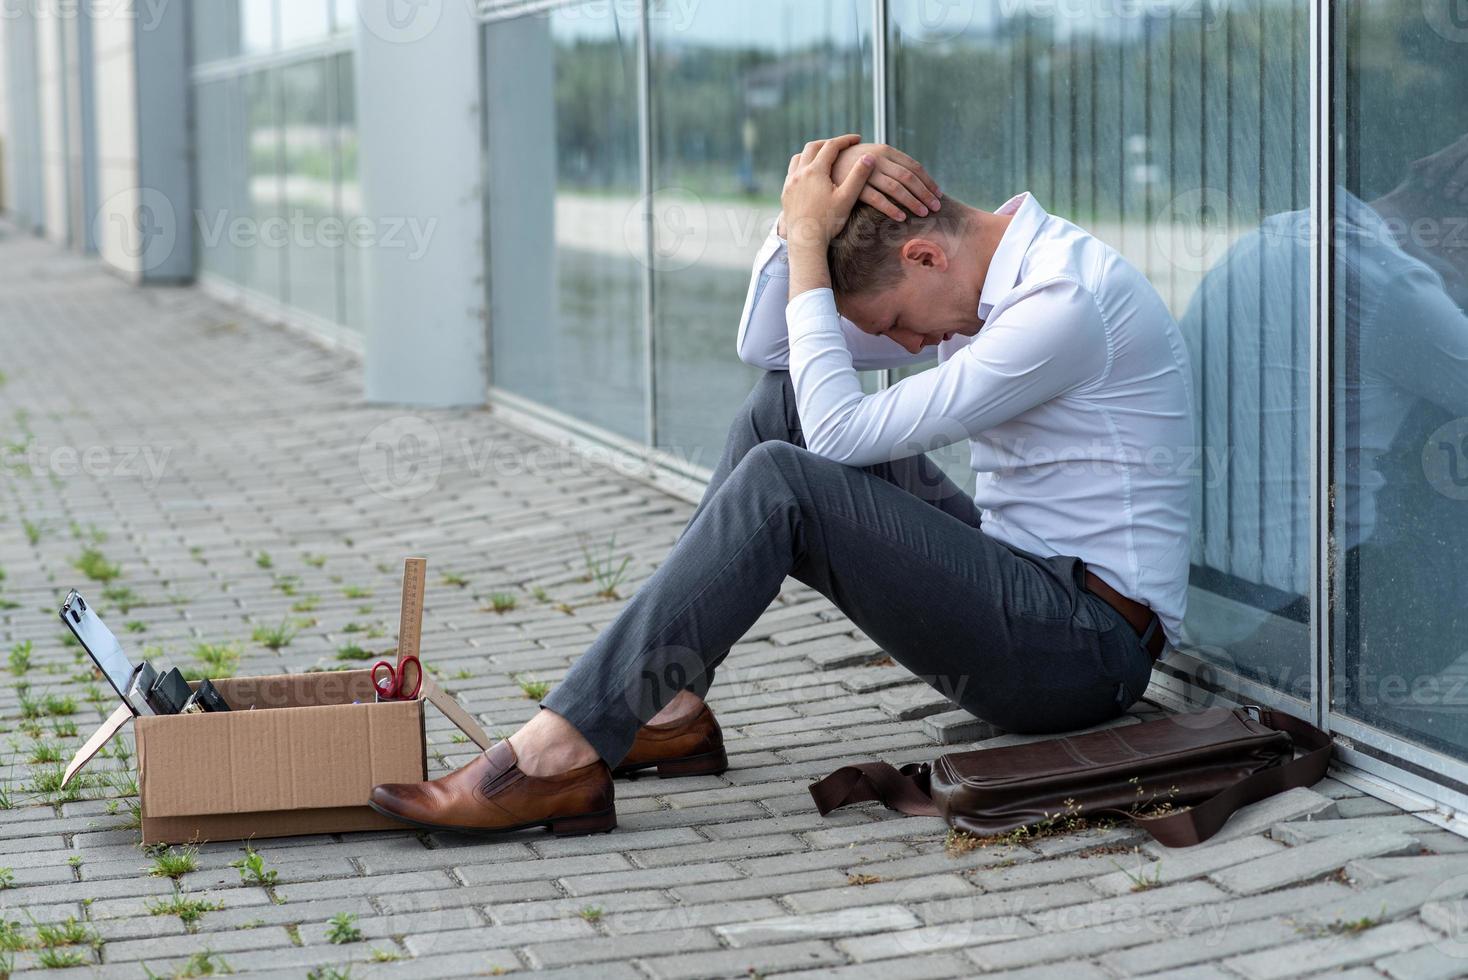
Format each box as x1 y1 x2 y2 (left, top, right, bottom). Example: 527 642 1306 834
369 135 1194 836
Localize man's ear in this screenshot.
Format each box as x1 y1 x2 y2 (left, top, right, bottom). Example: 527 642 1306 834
900 237 949 271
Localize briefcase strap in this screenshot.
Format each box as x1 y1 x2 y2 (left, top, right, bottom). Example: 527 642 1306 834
807 708 1333 848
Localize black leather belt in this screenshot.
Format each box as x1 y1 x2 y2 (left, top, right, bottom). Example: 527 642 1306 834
1083 570 1166 663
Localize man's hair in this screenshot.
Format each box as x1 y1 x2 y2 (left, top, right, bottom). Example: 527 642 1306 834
827 193 964 296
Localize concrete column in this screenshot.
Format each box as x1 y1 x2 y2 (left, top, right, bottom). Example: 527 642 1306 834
354 0 486 407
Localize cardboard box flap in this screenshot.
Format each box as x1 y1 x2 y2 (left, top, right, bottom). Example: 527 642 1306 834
63 702 133 788
138 698 425 818
421 673 492 749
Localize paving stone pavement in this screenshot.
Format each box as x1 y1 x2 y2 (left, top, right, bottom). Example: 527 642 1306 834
2 225 1468 979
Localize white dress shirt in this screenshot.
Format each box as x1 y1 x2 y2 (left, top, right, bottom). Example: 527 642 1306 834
736 192 1194 647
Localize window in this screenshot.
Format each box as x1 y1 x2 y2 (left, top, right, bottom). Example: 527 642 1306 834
889 1 1311 702
649 0 874 465
1332 1 1468 760
484 5 648 441
189 1 358 331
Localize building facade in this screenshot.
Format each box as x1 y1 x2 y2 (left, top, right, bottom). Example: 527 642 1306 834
4 0 1468 816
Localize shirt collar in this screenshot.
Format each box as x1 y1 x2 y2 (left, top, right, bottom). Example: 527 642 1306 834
978 192 1048 320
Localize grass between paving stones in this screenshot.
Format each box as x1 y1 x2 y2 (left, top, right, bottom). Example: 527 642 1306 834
182 642 241 680
251 619 298 651
72 547 121 583
325 913 362 944
147 887 224 926
581 534 632 599
513 674 550 700
142 948 232 978
230 846 278 890
147 845 200 880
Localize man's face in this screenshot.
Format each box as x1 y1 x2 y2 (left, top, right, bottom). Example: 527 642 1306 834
835 239 983 354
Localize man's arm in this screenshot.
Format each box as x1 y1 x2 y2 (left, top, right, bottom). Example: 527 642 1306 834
735 215 935 371
785 278 1109 465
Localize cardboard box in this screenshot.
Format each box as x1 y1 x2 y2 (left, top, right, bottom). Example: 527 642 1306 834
65 668 490 845
62 558 492 845
64 667 489 845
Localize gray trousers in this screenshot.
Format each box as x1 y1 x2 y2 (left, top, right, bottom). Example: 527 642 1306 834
543 371 1154 766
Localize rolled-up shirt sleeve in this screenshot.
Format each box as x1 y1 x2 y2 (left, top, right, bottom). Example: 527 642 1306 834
736 217 934 371
786 277 1111 465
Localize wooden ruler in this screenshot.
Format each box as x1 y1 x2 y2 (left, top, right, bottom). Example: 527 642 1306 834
397 557 427 666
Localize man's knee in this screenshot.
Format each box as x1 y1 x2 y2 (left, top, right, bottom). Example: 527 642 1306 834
733 439 807 490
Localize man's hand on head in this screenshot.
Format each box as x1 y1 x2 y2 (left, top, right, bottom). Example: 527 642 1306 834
777 141 942 236
780 134 873 249
779 134 873 297
832 143 942 222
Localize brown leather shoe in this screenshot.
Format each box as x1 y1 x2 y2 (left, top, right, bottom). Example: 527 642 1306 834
614 702 728 778
369 741 616 837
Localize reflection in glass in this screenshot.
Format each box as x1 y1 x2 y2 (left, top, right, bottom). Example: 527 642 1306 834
650 1 874 467
333 0 357 34
888 0 1310 698
192 0 241 64
244 69 285 299
240 0 274 54
1333 4 1468 757
279 0 331 48
280 59 339 322
336 54 363 332
193 78 242 282
485 6 647 441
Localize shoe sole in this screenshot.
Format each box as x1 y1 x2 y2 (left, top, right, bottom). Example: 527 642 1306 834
613 746 729 779
368 801 617 838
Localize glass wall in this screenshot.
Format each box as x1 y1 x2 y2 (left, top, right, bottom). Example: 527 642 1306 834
479 0 1468 795
648 1 873 467
484 0 872 454
189 0 360 331
888 0 1311 702
484 5 647 441
1332 3 1468 758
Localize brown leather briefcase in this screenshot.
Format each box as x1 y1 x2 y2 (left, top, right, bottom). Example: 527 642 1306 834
808 706 1332 847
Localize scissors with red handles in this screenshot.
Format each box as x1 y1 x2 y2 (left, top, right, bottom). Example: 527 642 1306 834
372 655 423 701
